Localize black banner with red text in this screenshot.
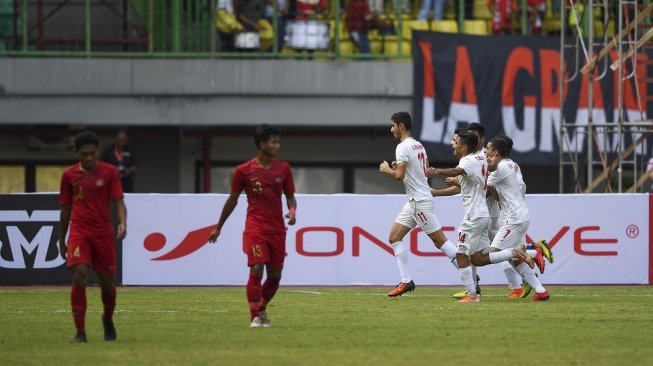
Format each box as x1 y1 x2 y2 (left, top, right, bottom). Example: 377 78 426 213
412 32 652 165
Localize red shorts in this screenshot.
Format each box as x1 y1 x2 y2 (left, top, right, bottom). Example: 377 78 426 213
66 229 116 274
243 231 286 269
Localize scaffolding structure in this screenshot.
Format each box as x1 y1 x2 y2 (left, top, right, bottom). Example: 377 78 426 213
559 0 653 193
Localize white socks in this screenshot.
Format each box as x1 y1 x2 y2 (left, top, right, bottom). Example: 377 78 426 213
502 261 522 289
391 241 412 283
489 249 514 263
440 240 458 268
458 266 477 296
515 262 546 293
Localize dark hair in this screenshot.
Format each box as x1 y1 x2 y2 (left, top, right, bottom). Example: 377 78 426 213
391 111 412 131
494 134 513 156
457 129 478 153
254 124 281 148
467 122 485 137
489 137 511 158
74 130 100 150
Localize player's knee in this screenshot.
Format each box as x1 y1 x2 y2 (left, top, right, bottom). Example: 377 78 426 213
71 270 88 287
250 263 264 276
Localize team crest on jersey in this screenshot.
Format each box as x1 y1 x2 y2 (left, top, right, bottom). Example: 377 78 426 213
275 176 282 183
251 178 263 194
96 178 105 187
74 187 84 201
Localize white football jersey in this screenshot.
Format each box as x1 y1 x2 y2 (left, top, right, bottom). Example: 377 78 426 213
487 158 529 224
457 153 490 220
395 137 432 202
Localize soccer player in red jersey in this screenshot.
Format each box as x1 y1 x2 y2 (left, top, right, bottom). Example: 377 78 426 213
208 124 297 328
58 130 127 343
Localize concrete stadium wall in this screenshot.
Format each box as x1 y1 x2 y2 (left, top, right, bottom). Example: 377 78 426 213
0 58 412 126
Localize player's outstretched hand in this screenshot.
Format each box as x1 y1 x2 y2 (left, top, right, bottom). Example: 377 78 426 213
426 167 439 177
116 223 127 240
285 212 296 226
59 240 67 259
208 227 221 243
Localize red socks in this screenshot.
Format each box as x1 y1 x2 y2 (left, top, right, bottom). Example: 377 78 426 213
246 273 263 320
101 287 116 321
260 278 280 311
71 287 87 333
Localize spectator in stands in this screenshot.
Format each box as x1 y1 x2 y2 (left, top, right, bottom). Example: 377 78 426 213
490 0 515 35
101 129 137 193
527 0 546 35
417 0 445 21
265 0 289 51
216 0 244 51
235 0 266 51
368 0 385 16
346 0 377 55
295 0 327 20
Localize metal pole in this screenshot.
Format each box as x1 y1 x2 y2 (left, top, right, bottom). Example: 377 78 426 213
559 0 567 193
37 0 43 50
171 0 181 53
617 0 624 192
22 0 28 52
586 0 594 191
85 0 91 55
148 0 153 54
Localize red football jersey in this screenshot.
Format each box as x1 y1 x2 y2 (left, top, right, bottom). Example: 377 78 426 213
59 161 124 235
232 158 295 234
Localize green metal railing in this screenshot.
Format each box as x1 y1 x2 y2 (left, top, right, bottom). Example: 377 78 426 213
0 0 539 59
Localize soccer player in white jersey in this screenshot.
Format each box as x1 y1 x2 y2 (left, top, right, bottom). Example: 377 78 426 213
427 130 533 303
484 136 552 301
436 124 526 299
379 111 460 297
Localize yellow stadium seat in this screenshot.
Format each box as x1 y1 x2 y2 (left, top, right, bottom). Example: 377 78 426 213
338 40 356 55
542 17 561 36
463 20 489 35
383 39 411 56
472 0 492 20
431 20 458 33
444 0 456 20
329 20 349 40
402 20 430 40
370 39 383 54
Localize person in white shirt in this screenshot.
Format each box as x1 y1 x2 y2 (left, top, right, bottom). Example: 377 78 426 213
481 136 552 301
427 129 533 302
379 112 460 297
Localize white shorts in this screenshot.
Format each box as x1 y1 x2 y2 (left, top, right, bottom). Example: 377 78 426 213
394 200 442 234
457 216 491 255
491 221 529 250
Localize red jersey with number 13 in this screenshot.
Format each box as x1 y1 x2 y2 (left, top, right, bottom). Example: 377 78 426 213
59 161 124 235
232 158 295 234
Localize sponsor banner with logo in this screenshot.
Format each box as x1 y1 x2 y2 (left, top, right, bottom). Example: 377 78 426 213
0 194 123 285
123 194 650 286
412 32 652 165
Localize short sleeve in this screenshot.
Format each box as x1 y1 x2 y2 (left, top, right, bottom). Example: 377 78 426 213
395 143 408 163
231 166 245 193
456 156 475 176
488 163 508 186
110 167 124 199
59 170 72 205
283 163 296 195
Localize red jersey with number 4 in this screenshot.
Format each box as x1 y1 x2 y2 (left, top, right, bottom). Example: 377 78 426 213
59 162 124 235
232 158 295 234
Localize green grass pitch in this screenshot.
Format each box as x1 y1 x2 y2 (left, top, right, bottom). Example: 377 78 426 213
2 286 652 365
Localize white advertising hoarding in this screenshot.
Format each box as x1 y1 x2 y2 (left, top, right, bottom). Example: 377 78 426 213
123 194 650 285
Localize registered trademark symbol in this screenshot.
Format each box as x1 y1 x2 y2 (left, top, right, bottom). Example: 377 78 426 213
626 225 639 239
